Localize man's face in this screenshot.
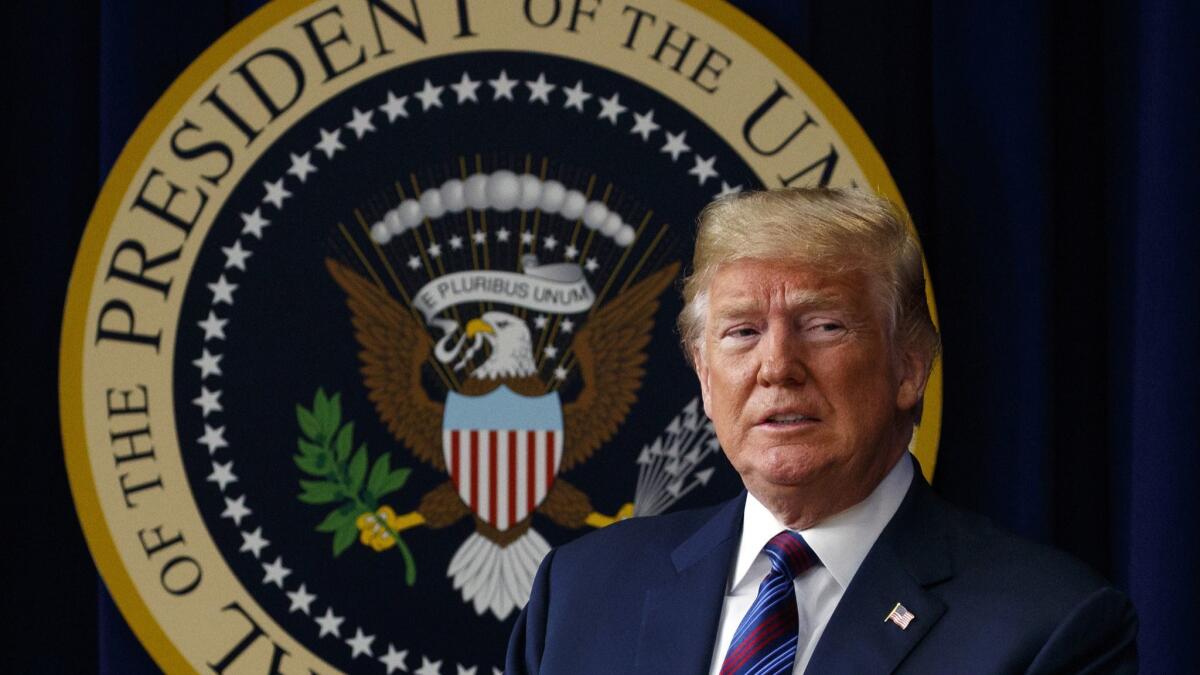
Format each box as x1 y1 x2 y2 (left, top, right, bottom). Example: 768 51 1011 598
694 258 927 518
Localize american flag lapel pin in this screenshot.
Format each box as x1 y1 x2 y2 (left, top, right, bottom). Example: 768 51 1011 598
885 602 916 630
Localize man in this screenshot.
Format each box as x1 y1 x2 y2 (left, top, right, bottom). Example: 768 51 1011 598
506 188 1137 674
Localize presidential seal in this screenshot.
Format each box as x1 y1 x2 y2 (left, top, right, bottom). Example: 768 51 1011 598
62 1 941 672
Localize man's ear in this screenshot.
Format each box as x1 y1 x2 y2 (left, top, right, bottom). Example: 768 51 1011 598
895 344 932 413
693 343 714 420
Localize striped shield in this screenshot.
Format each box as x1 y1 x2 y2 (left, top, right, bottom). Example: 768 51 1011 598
442 386 564 532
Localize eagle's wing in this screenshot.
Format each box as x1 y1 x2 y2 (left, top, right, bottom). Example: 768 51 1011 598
326 259 445 470
561 263 680 471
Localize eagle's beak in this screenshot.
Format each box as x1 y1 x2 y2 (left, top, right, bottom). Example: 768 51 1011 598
465 318 494 338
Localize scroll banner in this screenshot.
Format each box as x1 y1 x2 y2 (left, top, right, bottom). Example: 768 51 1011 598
414 267 595 321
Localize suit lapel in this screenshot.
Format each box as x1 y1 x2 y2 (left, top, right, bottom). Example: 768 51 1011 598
633 494 745 675
804 462 953 674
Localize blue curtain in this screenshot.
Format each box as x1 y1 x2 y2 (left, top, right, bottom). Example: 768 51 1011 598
12 0 1196 670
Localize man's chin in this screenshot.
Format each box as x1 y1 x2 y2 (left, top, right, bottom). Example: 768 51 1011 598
754 444 831 478
744 461 831 496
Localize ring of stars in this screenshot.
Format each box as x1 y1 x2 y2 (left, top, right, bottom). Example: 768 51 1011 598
189 62 739 674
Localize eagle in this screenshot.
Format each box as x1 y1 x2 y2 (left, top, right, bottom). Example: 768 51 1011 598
456 311 539 385
327 258 678 619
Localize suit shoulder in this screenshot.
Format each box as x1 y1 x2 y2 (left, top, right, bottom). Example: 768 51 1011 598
897 494 1139 669
552 501 729 569
935 497 1119 606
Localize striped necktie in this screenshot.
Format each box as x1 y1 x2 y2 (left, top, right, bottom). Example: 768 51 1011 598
719 530 820 675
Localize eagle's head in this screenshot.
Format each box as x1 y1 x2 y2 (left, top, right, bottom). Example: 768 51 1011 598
464 311 536 380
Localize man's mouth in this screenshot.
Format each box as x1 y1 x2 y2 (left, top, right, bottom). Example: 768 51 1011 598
760 412 819 425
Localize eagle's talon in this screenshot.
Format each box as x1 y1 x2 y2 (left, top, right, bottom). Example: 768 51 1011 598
387 510 427 532
357 506 399 551
585 502 636 529
356 508 426 551
615 502 635 521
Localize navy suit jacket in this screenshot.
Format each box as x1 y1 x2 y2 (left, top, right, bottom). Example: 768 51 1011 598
507 460 1137 673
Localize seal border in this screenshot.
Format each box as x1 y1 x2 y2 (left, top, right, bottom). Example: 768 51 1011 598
59 1 943 671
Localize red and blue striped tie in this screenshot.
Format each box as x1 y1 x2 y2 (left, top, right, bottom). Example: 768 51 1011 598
719 530 820 675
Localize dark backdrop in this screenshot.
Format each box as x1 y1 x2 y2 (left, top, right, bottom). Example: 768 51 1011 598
7 1 1197 672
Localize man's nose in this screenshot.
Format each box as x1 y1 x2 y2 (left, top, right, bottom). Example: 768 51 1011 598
757 327 806 386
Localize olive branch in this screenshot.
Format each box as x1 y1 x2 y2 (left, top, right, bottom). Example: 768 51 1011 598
294 388 417 585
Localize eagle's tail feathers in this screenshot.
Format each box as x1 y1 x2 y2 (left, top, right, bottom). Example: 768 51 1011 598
447 528 550 621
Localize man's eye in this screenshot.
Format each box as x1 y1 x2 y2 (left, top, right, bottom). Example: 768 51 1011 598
806 321 845 336
727 327 758 338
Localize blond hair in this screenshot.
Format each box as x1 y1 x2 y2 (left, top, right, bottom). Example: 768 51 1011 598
678 187 940 365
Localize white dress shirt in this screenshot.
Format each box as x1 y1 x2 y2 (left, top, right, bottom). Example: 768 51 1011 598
708 454 913 674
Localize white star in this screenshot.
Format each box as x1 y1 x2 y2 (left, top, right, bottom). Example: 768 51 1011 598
553 366 569 381
472 230 487 245
240 526 269 558
597 92 627 124
198 311 228 341
661 129 691 161
240 208 271 239
286 583 317 615
584 257 599 273
262 556 291 588
221 495 251 526
630 109 660 140
208 275 237 305
315 607 344 638
495 227 511 242
192 349 223 379
542 235 558 250
563 244 578 260
287 151 317 183
456 666 477 675
415 656 443 675
221 240 252 270
407 255 421 270
379 91 410 122
714 181 743 199
450 72 481 103
427 242 442 258
525 73 556 104
193 388 222 418
346 107 376 139
207 460 237 491
262 178 291 209
534 315 548 329
561 80 592 111
520 231 535 245
561 318 575 333
379 644 409 673
415 79 444 111
688 154 718 185
543 345 558 358
448 235 463 250
198 423 227 452
346 627 376 658
489 70 518 100
315 127 345 159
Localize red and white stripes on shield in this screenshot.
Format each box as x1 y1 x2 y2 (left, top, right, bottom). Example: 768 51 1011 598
444 429 563 531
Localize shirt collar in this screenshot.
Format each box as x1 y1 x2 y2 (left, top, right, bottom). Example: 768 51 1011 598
729 453 913 592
